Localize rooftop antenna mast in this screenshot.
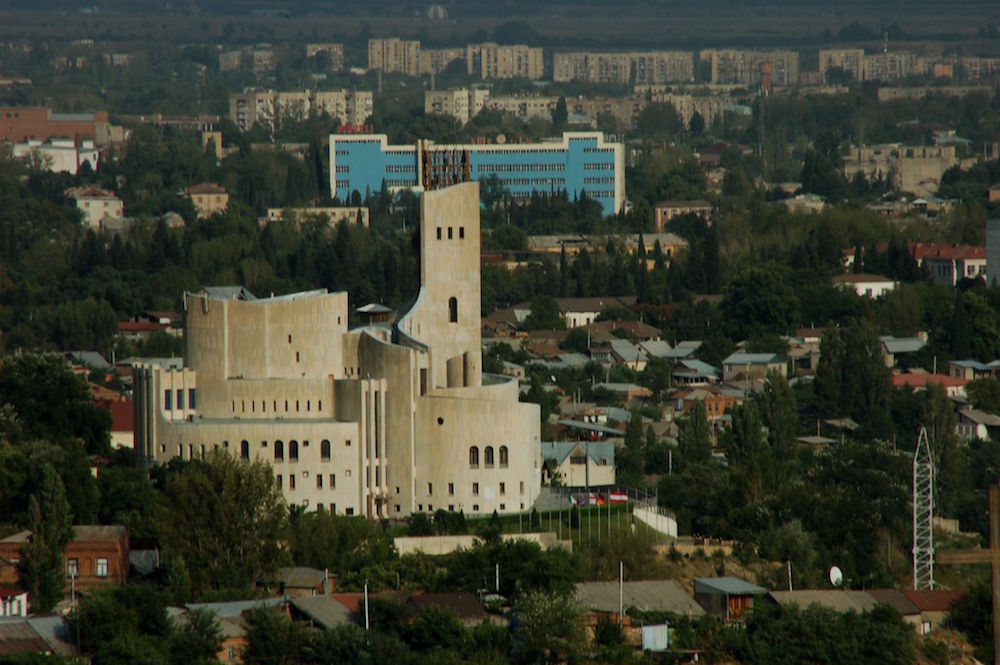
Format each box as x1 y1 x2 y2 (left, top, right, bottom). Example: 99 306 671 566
913 427 935 590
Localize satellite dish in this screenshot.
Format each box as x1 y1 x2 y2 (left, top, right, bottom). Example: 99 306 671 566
829 566 844 587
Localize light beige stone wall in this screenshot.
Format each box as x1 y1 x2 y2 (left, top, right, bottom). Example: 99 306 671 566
397 182 482 391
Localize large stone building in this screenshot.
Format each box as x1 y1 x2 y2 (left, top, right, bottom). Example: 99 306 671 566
842 143 965 195
329 132 625 216
134 183 542 518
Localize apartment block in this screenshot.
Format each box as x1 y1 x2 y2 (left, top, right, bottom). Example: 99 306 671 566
230 90 373 132
862 51 922 82
466 43 544 80
368 38 421 76
554 51 694 84
699 49 799 87
425 87 490 124
818 49 865 81
305 43 345 70
419 48 465 75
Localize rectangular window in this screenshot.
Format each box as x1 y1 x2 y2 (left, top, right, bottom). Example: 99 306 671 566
459 227 465 239
520 481 525 495
436 227 442 239
428 483 433 495
473 482 480 495
290 474 296 490
500 482 506 495
346 508 354 516
447 227 453 239
277 475 283 489
96 558 108 578
448 482 454 495
176 390 183 409
67 559 79 577
188 389 196 409
330 474 336 488
317 475 323 489
164 390 172 410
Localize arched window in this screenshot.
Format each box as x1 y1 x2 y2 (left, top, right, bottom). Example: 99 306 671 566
499 446 509 468
469 446 479 468
289 440 299 461
484 446 495 468
321 440 331 460
241 440 250 460
449 297 458 323
274 440 284 461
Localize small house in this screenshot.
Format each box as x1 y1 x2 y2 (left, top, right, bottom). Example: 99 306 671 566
694 577 767 623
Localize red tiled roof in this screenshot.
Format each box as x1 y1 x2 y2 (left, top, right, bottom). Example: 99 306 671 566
118 321 169 333
892 373 968 389
912 243 986 262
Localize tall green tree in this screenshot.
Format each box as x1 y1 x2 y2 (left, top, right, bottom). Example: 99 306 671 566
18 464 73 613
160 450 288 594
757 370 798 459
169 608 223 665
678 401 711 466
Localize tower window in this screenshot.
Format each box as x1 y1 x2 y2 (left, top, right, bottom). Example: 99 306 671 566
449 297 458 323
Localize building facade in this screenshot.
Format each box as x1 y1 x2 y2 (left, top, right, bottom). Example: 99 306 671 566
134 183 542 518
699 49 799 88
230 89 373 132
329 132 625 216
466 43 544 80
424 88 491 125
818 49 865 81
553 51 694 84
368 38 421 76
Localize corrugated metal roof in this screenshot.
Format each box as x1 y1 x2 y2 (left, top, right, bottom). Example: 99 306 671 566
768 590 878 613
901 589 964 612
273 567 327 590
723 353 780 365
868 589 919 615
0 620 52 656
541 441 615 466
576 580 704 616
291 596 353 629
186 597 284 618
407 593 490 621
694 577 767 596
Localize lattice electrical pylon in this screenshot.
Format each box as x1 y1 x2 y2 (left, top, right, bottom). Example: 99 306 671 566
913 427 935 590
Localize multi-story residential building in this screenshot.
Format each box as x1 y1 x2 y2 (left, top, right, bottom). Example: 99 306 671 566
553 51 694 84
699 49 799 88
329 132 625 216
230 90 373 132
67 186 124 229
466 43 544 80
12 138 101 175
368 38 421 76
818 48 865 81
305 43 345 70
134 182 542 518
862 51 921 81
313 90 373 127
641 89 731 128
425 87 491 124
485 95 558 119
419 48 465 75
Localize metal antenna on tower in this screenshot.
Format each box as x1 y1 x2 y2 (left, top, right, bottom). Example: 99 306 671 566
913 427 935 590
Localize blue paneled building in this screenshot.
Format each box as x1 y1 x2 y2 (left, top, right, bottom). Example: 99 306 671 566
329 131 625 216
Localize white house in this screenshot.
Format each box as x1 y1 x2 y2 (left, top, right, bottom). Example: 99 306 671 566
832 273 896 298
67 187 124 229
